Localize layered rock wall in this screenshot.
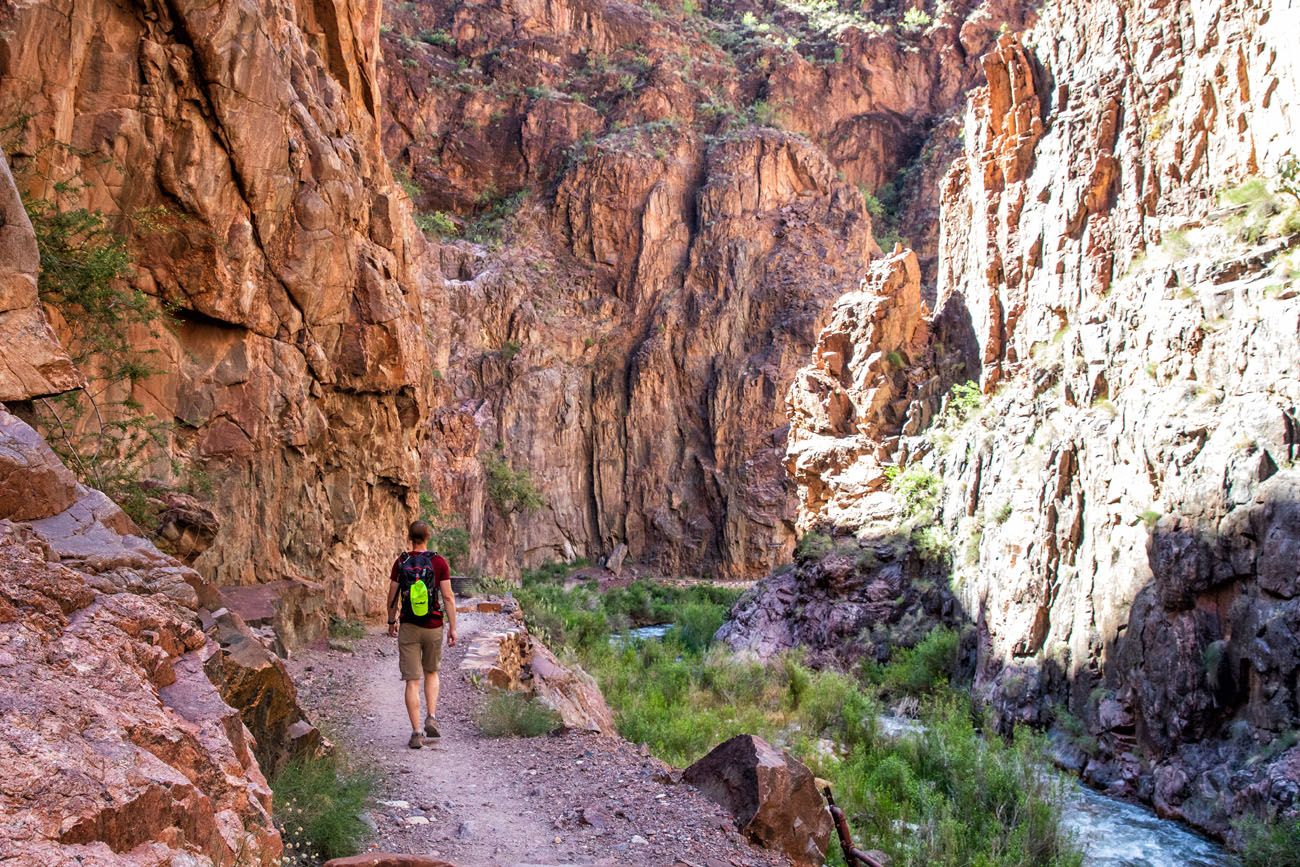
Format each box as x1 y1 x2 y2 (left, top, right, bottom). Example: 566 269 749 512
0 0 434 616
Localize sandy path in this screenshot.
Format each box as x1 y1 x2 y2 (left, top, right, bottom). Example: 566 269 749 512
289 610 790 867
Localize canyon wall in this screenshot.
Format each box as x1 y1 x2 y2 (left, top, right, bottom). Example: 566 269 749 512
0 0 435 616
728 0 1300 837
381 0 1030 578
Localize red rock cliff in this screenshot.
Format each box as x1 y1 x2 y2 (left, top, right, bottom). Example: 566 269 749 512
0 0 435 616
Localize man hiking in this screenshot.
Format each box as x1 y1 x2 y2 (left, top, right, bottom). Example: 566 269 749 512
386 520 457 749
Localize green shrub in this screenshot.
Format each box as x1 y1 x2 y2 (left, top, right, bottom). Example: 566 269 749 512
750 99 777 127
673 600 729 652
945 379 983 423
415 210 458 236
1239 816 1300 867
892 465 941 523
900 6 932 30
994 502 1013 524
470 575 516 596
483 451 544 514
867 627 960 695
477 690 561 737
394 168 421 198
418 28 455 47
913 524 953 565
271 753 374 863
418 492 471 570
795 531 834 561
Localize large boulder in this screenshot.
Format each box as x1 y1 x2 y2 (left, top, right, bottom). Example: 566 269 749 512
324 855 455 867
528 640 617 736
459 625 618 735
205 607 326 776
683 734 833 867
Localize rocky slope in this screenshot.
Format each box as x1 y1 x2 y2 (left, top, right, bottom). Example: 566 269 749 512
725 0 1300 839
0 405 287 864
0 0 434 617
380 0 1031 578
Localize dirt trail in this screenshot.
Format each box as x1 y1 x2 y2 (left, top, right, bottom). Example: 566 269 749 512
289 609 790 867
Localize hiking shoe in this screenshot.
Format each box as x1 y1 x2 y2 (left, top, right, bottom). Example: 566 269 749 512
424 716 440 738
408 731 423 749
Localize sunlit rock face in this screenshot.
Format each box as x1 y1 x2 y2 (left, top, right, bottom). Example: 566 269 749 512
752 0 1300 837
0 0 435 617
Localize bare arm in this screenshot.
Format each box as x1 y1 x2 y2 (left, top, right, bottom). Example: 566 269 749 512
440 579 457 645
382 582 397 636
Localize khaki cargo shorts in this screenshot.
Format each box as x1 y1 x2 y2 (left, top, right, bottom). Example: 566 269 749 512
397 623 444 681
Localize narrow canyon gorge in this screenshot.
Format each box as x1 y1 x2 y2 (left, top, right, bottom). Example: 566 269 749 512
0 0 1297 861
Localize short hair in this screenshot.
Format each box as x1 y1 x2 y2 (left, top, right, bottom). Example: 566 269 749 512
408 520 432 544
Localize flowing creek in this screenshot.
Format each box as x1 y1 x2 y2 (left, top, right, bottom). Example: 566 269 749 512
613 626 1236 866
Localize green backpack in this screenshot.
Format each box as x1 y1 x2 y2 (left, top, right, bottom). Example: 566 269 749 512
398 552 439 619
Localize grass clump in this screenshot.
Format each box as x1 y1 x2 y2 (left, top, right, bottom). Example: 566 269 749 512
328 618 366 641
912 525 953 565
476 690 561 737
271 753 374 863
1219 171 1300 242
483 451 544 514
900 6 932 31
1238 816 1300 867
417 28 455 47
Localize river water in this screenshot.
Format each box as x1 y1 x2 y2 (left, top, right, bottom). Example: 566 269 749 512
1063 784 1236 866
613 627 1236 866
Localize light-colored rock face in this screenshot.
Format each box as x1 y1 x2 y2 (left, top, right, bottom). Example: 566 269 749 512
0 409 282 865
382 0 1030 579
0 0 435 617
769 0 1300 835
0 150 80 402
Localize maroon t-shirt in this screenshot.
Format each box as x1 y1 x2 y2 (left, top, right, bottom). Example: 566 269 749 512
389 551 451 628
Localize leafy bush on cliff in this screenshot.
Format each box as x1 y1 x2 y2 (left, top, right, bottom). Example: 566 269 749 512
23 192 176 530
483 451 544 514
891 465 941 523
795 530 833 561
271 752 374 863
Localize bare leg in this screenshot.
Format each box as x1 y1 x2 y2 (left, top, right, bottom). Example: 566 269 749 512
424 671 441 719
404 679 421 732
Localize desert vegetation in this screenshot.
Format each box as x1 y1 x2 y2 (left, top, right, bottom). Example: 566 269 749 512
513 563 1084 866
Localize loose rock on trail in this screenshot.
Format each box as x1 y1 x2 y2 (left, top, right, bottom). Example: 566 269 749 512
290 609 792 867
